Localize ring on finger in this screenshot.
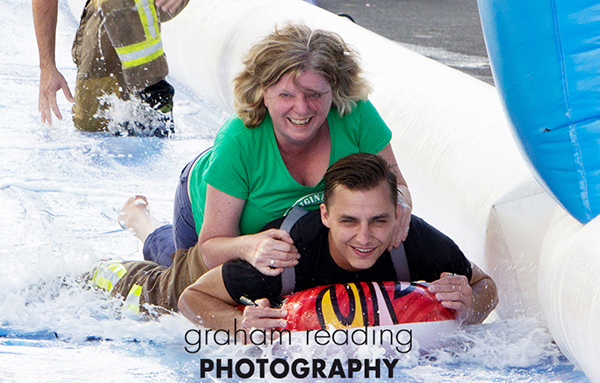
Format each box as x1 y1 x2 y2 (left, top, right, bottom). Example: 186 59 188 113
270 259 275 267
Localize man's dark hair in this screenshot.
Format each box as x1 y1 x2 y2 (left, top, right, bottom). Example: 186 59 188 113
323 153 397 206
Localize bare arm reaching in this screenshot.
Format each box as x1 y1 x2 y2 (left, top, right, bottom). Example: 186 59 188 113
32 0 74 124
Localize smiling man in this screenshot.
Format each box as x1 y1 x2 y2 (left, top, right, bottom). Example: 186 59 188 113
178 153 498 331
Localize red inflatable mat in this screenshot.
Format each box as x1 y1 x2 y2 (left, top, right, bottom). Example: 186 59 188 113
281 281 455 331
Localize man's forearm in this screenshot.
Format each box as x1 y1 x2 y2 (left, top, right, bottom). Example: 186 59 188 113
32 0 59 69
466 276 498 324
179 286 243 331
178 266 245 331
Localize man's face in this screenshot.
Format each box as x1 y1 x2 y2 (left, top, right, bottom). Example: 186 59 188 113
320 182 398 271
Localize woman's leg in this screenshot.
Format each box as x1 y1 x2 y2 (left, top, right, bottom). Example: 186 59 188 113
120 151 207 266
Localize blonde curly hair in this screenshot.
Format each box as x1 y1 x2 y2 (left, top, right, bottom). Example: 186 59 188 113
232 23 372 128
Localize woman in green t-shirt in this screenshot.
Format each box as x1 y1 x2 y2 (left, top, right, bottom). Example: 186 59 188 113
120 22 413 277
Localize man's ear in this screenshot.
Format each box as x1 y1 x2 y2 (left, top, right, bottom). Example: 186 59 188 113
320 203 331 228
395 202 401 221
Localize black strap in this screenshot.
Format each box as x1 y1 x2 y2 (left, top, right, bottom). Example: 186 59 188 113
390 243 410 281
280 206 309 232
279 206 309 295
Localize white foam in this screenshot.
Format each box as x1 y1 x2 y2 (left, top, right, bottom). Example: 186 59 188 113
0 0 588 381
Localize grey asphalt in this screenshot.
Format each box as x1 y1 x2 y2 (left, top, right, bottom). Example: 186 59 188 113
315 0 494 85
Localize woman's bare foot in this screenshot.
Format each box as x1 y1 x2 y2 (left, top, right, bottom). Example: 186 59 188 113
119 195 161 243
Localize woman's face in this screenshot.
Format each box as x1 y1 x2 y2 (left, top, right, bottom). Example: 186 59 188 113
263 70 333 146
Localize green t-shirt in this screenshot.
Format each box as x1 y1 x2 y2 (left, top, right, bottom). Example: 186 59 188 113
188 99 392 235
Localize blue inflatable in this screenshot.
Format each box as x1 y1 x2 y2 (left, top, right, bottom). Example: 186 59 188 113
478 0 600 223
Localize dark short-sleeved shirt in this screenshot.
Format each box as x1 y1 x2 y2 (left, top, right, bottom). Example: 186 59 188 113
223 212 472 304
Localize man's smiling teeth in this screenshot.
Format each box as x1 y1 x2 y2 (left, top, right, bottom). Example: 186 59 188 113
353 246 374 253
289 117 311 126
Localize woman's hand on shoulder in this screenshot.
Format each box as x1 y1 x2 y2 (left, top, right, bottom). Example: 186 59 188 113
245 229 300 276
389 189 412 250
377 144 412 249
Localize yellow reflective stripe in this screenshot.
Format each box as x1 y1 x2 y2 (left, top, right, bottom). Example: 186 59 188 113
93 274 113 292
110 262 127 278
92 260 127 292
123 47 163 68
124 284 143 313
136 0 160 40
108 0 163 68
115 38 164 68
117 0 162 68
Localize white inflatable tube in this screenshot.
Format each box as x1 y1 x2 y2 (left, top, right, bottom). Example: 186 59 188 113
65 0 600 380
539 211 600 382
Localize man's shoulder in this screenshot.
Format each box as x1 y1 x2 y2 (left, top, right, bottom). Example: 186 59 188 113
404 215 472 281
261 210 324 234
289 210 327 245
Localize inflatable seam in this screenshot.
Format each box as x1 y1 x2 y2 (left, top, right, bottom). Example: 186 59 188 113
550 0 591 221
568 127 591 221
